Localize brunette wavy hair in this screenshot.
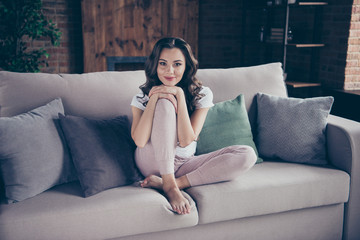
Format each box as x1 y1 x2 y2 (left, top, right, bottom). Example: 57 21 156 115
139 37 203 115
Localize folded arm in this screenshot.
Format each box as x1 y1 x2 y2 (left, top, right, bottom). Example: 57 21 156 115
176 90 209 147
132 85 210 148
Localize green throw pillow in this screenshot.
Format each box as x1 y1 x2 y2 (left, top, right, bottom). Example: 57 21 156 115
196 94 262 163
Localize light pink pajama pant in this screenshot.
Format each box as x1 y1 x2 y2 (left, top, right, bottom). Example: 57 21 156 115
135 99 257 187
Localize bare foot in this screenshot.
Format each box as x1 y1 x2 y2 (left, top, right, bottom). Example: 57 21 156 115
142 174 191 214
140 175 163 190
164 186 191 215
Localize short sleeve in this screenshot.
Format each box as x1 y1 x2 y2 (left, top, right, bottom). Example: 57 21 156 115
130 93 148 111
195 87 215 109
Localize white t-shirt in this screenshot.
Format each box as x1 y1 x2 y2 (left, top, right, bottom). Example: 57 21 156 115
131 86 214 158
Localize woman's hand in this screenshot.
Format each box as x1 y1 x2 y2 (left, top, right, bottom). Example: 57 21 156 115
148 85 205 147
149 85 182 113
149 85 183 98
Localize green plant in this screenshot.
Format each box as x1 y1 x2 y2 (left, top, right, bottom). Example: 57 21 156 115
0 0 61 72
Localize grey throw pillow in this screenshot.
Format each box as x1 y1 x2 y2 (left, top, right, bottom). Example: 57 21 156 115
59 114 143 197
256 93 334 165
0 98 76 203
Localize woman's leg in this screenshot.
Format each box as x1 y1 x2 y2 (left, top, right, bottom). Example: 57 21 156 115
135 99 190 214
135 98 177 176
175 145 257 187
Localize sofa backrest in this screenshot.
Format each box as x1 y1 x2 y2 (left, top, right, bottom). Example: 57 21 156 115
0 70 146 120
0 62 286 127
197 62 287 127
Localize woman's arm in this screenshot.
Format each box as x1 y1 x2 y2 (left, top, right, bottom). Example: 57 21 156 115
131 92 178 148
176 89 209 147
145 85 210 148
131 95 159 148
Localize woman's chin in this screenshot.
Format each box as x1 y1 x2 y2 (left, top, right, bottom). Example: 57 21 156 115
163 82 177 86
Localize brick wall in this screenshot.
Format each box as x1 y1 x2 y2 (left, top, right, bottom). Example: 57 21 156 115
240 3 268 67
318 0 353 89
22 0 359 92
344 0 360 90
28 0 83 73
198 0 244 68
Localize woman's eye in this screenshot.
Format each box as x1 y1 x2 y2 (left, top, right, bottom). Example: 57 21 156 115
175 63 182 67
159 62 166 66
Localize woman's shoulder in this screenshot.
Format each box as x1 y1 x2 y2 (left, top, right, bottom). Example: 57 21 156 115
199 86 213 95
195 86 214 109
133 92 149 101
131 92 148 110
199 86 213 98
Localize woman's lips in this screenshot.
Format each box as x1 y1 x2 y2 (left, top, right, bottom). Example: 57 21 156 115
165 76 176 81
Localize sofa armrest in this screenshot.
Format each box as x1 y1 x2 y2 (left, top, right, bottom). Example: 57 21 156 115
327 114 360 240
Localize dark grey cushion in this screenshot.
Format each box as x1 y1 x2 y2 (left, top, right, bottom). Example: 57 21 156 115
59 114 143 197
256 93 334 165
0 98 76 203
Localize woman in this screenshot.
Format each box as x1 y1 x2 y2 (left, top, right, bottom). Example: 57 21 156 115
131 37 256 215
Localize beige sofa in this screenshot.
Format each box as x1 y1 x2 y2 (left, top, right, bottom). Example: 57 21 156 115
0 63 359 240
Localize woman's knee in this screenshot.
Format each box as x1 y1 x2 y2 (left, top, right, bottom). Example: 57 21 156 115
216 145 256 182
227 145 257 168
241 145 257 168
156 98 176 114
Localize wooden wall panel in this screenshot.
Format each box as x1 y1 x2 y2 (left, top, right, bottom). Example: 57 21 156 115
81 0 199 72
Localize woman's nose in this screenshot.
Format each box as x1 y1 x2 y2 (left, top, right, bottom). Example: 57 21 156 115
167 65 174 73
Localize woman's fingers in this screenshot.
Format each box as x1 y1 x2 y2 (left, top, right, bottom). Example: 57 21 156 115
149 86 178 113
149 85 177 97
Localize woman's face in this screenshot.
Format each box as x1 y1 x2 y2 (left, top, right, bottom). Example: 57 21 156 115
157 48 186 86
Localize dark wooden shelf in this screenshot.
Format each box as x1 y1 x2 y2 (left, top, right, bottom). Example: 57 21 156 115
323 88 360 122
332 89 360 96
241 1 328 98
264 2 328 8
287 43 325 47
286 81 321 88
297 2 328 6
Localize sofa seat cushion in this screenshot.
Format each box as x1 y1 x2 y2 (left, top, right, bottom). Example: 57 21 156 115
0 182 198 240
185 161 350 224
